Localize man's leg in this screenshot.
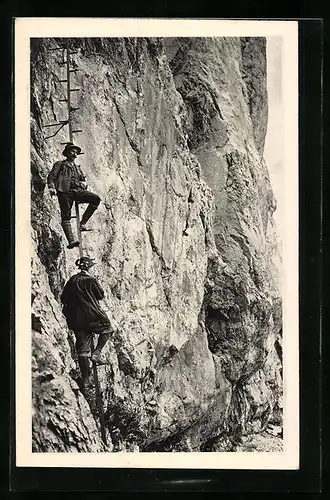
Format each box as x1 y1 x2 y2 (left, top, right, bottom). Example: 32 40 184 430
77 355 90 380
74 330 93 388
90 325 113 364
74 190 101 230
57 192 79 248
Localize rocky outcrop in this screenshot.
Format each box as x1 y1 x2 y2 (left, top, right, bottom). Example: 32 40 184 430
30 36 282 452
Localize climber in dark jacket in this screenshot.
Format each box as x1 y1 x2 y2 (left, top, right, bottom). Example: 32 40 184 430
60 256 114 390
47 142 101 249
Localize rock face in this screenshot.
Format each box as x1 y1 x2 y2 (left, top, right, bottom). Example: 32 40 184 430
30 37 282 452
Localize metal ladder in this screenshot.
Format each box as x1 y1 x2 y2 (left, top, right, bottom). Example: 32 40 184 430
44 40 84 257
43 39 107 446
44 39 82 142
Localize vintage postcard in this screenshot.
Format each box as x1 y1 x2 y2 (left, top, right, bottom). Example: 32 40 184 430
15 18 298 469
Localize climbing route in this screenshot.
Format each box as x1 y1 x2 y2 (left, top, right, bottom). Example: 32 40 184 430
45 40 101 253
44 39 107 445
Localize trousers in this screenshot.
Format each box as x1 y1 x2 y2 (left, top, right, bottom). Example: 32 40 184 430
57 190 100 222
74 324 113 357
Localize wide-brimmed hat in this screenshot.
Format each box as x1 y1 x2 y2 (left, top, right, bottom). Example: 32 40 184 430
75 257 96 270
62 142 83 156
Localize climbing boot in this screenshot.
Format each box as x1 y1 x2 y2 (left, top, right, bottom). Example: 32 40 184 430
91 350 108 365
80 204 98 231
61 221 80 249
90 331 111 365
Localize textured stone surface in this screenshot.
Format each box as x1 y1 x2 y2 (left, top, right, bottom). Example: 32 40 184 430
166 37 282 441
30 37 282 452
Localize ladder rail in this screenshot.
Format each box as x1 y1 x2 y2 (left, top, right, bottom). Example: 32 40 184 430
67 42 84 260
74 201 84 259
66 39 73 143
92 336 107 446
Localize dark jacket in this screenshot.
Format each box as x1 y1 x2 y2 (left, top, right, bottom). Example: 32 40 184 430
60 271 110 330
47 159 86 193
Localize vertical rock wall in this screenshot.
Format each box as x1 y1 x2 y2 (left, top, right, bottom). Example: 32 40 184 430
30 36 282 452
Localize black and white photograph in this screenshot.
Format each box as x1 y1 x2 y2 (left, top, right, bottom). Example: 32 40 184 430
15 19 298 469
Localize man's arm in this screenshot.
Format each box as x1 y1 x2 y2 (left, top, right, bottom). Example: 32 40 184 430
76 165 87 189
47 161 62 193
90 277 105 300
60 281 70 304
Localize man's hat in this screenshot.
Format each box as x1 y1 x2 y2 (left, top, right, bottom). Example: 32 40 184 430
75 256 96 269
62 142 83 156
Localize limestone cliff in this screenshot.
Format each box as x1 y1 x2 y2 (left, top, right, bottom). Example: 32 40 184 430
30 36 282 452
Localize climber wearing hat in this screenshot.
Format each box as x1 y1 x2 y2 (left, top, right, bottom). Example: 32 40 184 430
47 143 101 249
60 256 114 391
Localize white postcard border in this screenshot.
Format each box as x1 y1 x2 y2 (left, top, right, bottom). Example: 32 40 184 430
15 18 299 469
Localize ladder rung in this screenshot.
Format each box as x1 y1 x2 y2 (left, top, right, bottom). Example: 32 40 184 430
58 61 67 65
59 99 67 102
59 79 68 82
70 88 80 92
72 129 83 133
43 122 63 127
69 51 79 55
59 120 69 123
70 107 80 111
69 68 79 72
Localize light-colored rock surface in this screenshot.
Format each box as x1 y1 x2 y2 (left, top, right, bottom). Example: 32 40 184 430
30 37 282 452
